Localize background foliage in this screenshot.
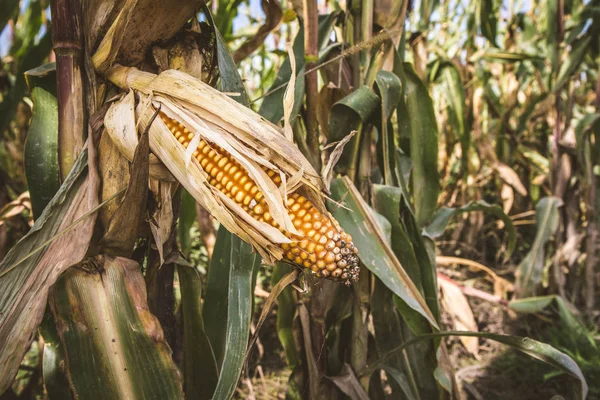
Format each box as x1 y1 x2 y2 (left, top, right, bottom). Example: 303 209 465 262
0 0 599 399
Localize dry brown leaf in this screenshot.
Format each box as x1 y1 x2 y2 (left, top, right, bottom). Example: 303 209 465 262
494 162 527 196
104 91 175 181
0 192 32 227
99 110 151 257
501 183 514 215
439 276 479 357
0 137 100 392
233 0 283 63
322 130 357 189
149 181 175 265
282 40 296 142
92 0 202 70
437 255 514 299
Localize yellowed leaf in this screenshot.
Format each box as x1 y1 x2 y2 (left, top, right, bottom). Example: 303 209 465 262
439 276 479 356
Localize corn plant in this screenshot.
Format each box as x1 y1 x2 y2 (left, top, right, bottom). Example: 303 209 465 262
0 0 596 399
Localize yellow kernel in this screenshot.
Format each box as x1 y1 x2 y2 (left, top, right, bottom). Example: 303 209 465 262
235 191 245 203
253 204 264 215
218 158 228 168
324 252 336 264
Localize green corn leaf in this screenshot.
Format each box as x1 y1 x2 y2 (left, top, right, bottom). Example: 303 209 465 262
210 230 261 400
257 13 338 123
434 61 469 170
178 190 197 257
39 308 72 400
204 4 249 106
178 265 219 400
509 295 587 338
554 36 592 92
365 331 588 399
374 70 403 186
479 0 498 45
24 63 60 220
402 63 439 227
372 184 441 320
328 86 380 142
547 0 559 72
272 263 300 369
0 17 52 134
258 24 305 123
329 177 439 330
516 197 562 297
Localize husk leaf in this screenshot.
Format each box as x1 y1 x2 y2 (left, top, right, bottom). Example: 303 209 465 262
104 66 331 264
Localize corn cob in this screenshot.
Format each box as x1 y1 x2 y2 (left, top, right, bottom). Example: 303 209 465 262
160 113 360 285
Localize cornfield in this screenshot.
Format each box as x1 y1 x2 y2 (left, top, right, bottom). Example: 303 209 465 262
0 0 598 399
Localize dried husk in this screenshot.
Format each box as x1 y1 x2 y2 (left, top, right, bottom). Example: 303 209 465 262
103 66 329 264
